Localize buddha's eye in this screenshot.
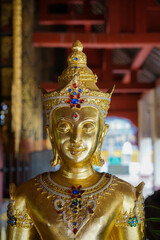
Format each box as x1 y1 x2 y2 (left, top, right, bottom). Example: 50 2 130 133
57 122 70 134
82 122 95 133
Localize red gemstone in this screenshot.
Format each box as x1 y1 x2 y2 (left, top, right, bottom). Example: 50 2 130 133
77 185 82 189
72 186 75 189
77 195 81 198
71 103 74 108
71 195 75 198
80 190 85 194
67 99 71 103
58 210 63 214
80 99 84 103
74 113 78 118
73 228 77 234
73 83 77 88
76 104 80 108
69 190 72 193
77 94 80 98
69 95 74 99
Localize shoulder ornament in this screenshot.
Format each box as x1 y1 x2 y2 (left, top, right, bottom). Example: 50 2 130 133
7 183 34 228
115 182 145 228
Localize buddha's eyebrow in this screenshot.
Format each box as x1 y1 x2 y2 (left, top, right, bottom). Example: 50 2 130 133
56 118 73 126
79 119 96 126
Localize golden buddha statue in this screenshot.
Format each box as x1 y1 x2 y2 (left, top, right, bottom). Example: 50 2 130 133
7 41 145 240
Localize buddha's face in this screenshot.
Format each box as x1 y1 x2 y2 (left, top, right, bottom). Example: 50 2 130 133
51 106 101 165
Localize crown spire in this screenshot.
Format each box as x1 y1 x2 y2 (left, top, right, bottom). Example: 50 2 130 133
67 40 87 67
72 40 83 52
58 40 97 88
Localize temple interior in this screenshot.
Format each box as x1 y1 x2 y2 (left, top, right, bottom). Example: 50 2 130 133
0 0 160 239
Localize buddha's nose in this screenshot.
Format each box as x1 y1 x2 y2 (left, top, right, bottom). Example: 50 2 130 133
70 127 82 145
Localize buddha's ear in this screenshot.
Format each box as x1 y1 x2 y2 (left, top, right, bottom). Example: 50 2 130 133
45 125 53 142
101 123 109 143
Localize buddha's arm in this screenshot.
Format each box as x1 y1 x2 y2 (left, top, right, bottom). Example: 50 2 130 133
108 223 144 240
112 182 145 240
7 183 40 240
7 225 40 240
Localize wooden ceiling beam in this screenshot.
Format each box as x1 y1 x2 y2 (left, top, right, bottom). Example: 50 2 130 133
122 46 153 84
39 14 104 26
131 46 153 70
33 33 160 48
112 65 130 74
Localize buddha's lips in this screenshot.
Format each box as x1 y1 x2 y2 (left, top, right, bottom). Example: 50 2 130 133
67 146 86 155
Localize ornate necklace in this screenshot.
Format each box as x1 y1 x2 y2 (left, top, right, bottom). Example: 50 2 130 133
35 173 116 237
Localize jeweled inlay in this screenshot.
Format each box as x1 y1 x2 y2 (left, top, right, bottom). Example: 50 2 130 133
67 82 84 109
8 216 17 226
36 173 114 236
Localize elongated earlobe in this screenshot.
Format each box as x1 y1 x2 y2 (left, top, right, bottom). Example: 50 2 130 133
102 124 109 143
91 124 109 168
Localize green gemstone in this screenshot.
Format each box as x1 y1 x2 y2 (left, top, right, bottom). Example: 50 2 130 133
128 221 130 224
72 201 75 204
75 199 78 202
130 224 133 227
129 218 132 220
79 201 82 203
79 205 82 208
59 205 62 208
134 224 136 227
133 217 136 220
135 221 138 223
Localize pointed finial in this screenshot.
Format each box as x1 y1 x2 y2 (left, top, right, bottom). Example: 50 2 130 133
72 40 83 52
67 40 86 67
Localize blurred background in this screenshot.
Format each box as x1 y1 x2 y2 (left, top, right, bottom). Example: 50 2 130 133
0 0 160 239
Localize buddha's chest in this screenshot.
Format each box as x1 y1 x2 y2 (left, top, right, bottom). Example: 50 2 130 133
28 174 122 240
30 191 122 240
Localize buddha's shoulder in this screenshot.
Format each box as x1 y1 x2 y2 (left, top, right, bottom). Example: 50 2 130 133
106 173 144 202
9 172 49 206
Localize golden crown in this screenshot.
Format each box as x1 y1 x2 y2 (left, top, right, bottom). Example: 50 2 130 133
41 40 114 126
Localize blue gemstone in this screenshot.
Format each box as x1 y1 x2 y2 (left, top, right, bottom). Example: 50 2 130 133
75 57 78 61
68 89 71 92
11 220 13 223
132 221 134 223
75 202 78 206
78 89 82 93
73 92 77 95
74 210 77 213
73 222 77 225
72 99 79 104
73 189 80 194
75 66 78 69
